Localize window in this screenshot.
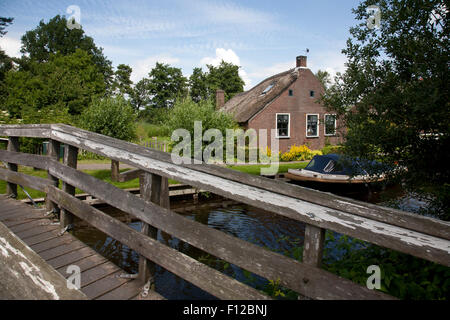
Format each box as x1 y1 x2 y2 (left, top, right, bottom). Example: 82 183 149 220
261 83 274 95
276 114 290 138
288 89 293 96
324 114 337 136
306 114 319 137
310 90 315 97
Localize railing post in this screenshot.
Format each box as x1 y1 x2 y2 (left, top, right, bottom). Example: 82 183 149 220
111 160 120 182
138 172 169 286
45 139 60 212
6 137 19 198
61 145 78 229
303 225 326 267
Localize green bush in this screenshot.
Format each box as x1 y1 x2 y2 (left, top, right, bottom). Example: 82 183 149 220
165 98 238 161
79 95 136 141
321 144 343 155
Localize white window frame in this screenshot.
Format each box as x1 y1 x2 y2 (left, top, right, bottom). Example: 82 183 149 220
324 114 337 136
306 113 319 138
276 113 290 139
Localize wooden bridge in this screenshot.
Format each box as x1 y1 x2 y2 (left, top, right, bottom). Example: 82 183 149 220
0 124 449 300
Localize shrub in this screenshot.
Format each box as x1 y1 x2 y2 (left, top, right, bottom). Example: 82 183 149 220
79 95 136 141
321 144 343 155
166 97 238 161
280 145 312 161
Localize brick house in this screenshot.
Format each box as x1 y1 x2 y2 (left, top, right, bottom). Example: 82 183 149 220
217 55 343 152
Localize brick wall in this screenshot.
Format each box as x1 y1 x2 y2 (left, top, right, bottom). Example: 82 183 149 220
248 68 343 153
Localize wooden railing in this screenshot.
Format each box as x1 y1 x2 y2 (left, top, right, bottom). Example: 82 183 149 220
0 124 449 300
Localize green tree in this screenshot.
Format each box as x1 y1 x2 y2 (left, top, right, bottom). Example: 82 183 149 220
315 69 332 89
321 0 449 219
146 62 187 109
0 17 14 106
80 95 136 141
189 67 208 102
0 17 13 36
112 64 133 97
131 78 151 112
206 60 244 103
20 15 113 88
4 49 105 117
166 97 238 161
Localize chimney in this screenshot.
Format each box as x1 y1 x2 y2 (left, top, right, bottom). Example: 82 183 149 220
296 55 307 68
215 89 225 109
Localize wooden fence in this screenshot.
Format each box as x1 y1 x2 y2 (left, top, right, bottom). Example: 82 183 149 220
140 137 168 152
0 124 449 300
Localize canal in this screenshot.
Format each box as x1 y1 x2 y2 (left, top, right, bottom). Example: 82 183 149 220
71 183 431 299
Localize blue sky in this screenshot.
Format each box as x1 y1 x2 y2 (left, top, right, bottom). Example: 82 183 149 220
0 0 362 89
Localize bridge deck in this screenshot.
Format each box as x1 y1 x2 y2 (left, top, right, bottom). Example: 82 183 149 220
0 195 163 300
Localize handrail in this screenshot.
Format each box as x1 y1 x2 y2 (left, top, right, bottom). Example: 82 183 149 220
0 124 449 300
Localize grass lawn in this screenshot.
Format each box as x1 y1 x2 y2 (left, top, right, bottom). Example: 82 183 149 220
226 162 308 175
0 162 307 200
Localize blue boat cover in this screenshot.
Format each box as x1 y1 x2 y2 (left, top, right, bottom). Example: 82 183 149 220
304 154 387 176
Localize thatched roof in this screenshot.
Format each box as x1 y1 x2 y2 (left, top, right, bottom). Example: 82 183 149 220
220 68 300 123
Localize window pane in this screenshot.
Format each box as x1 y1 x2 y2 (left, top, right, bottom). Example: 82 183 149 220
307 115 318 136
277 115 289 137
325 115 336 135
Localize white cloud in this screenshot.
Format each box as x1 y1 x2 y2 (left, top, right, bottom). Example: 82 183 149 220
0 36 22 58
130 55 180 83
308 51 348 82
200 48 251 89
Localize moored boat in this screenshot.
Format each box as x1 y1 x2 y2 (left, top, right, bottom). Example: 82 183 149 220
285 154 387 185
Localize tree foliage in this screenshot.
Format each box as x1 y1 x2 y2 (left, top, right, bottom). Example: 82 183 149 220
3 49 105 118
80 95 136 141
146 62 187 109
205 60 245 102
20 15 113 88
321 0 449 219
315 69 332 89
0 17 13 37
189 67 208 103
112 64 133 97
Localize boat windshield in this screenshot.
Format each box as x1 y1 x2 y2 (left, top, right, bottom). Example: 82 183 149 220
306 156 345 174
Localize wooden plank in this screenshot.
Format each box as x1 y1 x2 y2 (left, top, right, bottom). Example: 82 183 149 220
0 124 51 138
138 171 156 284
16 224 60 240
51 247 105 270
39 241 86 261
30 234 75 253
0 220 87 300
9 218 53 234
47 186 271 300
46 139 60 212
6 137 19 198
119 168 142 182
82 270 130 299
48 123 450 241
111 160 120 182
21 228 62 246
79 262 121 288
61 144 78 228
303 225 326 267
54 251 108 277
0 167 53 193
47 162 394 299
98 281 165 300
0 149 50 171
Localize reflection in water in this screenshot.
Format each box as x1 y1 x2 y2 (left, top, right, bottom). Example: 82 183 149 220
72 183 425 299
